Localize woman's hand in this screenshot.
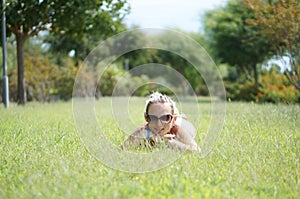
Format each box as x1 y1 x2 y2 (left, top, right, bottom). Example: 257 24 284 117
163 133 176 140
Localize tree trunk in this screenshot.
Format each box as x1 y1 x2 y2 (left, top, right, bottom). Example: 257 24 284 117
242 66 252 81
253 63 259 87
16 33 26 105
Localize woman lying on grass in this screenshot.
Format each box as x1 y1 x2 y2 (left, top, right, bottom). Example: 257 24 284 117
121 92 199 152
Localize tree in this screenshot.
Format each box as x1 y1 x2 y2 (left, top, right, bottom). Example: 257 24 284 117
245 0 300 91
152 31 209 95
0 0 129 105
204 0 271 85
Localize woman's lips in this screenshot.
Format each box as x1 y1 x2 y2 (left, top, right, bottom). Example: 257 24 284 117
157 128 166 135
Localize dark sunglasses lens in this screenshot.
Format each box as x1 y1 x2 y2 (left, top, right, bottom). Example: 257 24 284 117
160 115 172 122
146 114 172 123
149 115 158 122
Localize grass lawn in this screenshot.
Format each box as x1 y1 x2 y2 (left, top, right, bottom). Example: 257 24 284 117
0 98 299 198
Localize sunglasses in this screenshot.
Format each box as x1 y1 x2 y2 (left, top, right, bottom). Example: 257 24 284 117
145 114 173 124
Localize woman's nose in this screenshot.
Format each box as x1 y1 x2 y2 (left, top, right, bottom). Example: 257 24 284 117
154 119 163 126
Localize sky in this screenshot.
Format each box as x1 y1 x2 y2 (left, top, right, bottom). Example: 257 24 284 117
124 0 229 32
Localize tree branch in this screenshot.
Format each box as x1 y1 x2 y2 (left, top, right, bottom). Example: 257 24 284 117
27 23 52 37
284 71 300 91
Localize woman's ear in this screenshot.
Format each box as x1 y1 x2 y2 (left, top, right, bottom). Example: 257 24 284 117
173 114 178 121
171 115 177 126
144 112 148 122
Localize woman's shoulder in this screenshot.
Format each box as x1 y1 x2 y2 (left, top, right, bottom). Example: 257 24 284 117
137 123 148 131
174 114 196 138
131 123 149 137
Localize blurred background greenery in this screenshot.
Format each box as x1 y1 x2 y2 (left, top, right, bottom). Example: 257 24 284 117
0 0 299 105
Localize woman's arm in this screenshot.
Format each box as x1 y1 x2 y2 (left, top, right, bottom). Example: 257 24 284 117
175 116 196 138
120 126 145 149
168 116 199 152
168 138 199 152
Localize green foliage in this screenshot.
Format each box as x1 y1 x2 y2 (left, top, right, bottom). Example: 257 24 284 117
0 101 299 198
257 70 300 103
204 0 271 84
0 0 129 104
245 0 300 90
152 32 209 96
98 64 180 97
0 37 17 71
225 70 300 103
0 41 78 102
99 64 126 96
225 81 255 102
44 0 129 61
1 0 129 39
50 60 78 101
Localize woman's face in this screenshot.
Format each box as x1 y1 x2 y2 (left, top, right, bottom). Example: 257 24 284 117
145 102 174 136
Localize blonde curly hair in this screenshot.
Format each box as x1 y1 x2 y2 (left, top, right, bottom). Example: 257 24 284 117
145 92 179 115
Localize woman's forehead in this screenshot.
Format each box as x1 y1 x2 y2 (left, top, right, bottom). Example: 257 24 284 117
148 103 172 114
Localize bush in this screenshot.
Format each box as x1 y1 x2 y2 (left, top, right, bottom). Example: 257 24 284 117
225 70 300 103
51 59 78 101
257 71 300 103
98 64 125 96
4 51 78 102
